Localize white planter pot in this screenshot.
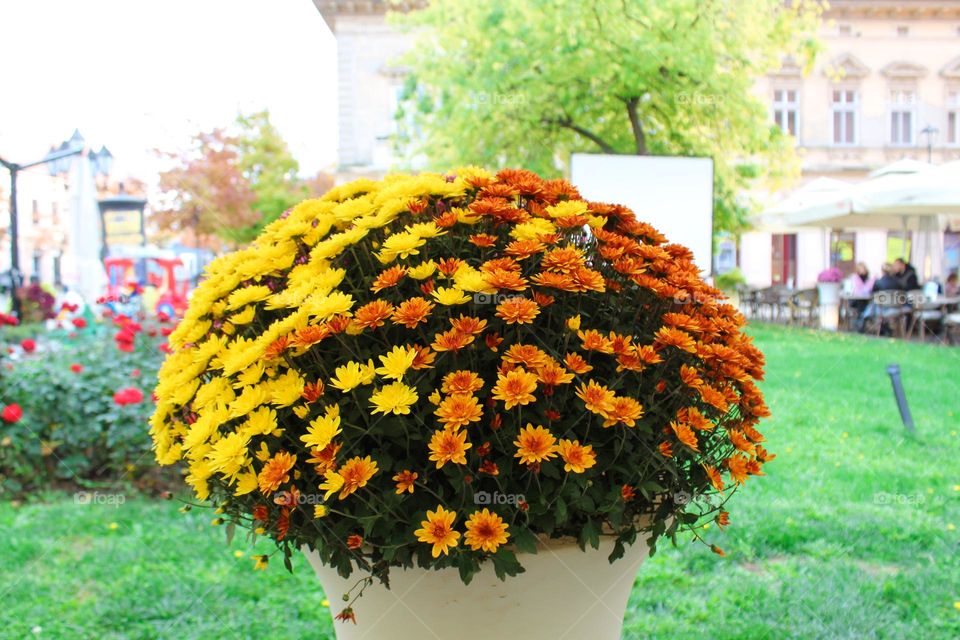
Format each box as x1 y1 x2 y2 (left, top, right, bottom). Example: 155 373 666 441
817 281 841 306
817 282 841 331
305 535 649 640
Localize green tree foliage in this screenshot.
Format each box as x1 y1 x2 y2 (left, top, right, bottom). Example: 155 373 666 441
155 111 332 247
395 0 824 233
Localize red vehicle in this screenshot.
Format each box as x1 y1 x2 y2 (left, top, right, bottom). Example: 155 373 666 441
103 255 189 318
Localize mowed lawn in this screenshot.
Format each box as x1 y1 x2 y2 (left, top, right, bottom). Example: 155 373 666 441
1 324 958 639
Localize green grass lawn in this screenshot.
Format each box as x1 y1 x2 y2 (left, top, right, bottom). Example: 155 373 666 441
1 324 958 639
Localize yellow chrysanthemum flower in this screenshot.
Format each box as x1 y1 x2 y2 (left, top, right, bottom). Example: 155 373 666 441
300 405 342 450
431 287 472 306
374 345 417 380
370 382 419 416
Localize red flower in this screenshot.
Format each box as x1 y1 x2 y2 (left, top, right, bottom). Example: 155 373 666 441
113 387 145 406
70 363 83 373
71 317 87 329
20 339 36 353
2 403 23 423
131 368 141 378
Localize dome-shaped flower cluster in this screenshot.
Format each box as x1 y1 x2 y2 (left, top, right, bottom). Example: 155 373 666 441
150 167 770 584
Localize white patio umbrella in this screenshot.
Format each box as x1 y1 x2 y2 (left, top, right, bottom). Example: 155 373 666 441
753 177 852 231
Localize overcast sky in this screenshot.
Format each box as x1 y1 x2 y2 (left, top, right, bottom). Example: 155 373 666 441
0 0 338 182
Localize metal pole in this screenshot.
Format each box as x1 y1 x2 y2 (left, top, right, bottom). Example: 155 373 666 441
885 364 915 433
8 164 21 319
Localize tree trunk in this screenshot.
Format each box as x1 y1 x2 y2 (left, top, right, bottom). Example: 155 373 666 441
626 97 648 156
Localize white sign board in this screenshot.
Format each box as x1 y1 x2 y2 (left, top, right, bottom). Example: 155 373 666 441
571 154 714 272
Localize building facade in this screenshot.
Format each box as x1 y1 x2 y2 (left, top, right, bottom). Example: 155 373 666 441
314 0 960 286
744 0 960 288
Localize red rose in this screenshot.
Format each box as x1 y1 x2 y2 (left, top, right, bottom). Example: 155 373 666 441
113 387 145 406
20 339 36 353
1 403 23 423
72 317 88 329
70 363 84 373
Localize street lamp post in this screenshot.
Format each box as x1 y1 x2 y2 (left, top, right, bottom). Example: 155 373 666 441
0 131 112 319
919 125 938 164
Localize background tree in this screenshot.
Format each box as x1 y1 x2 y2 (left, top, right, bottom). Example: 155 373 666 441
154 110 332 248
395 0 824 233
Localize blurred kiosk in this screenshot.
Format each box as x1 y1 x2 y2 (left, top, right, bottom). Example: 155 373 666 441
571 154 714 273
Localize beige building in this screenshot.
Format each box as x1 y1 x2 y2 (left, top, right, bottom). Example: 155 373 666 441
744 0 960 288
314 0 424 179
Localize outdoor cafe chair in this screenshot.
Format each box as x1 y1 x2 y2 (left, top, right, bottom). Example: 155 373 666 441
868 290 908 337
905 291 944 340
787 288 819 328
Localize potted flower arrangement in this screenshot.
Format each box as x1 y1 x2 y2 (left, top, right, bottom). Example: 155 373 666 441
816 267 844 330
150 168 771 640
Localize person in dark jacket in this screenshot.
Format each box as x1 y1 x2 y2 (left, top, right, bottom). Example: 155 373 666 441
873 263 902 292
893 258 919 291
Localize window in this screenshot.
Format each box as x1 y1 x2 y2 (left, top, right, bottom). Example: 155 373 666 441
831 89 858 145
948 89 960 146
772 88 799 137
889 89 915 146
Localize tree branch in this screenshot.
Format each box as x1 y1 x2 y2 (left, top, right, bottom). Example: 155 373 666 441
625 97 648 155
544 116 618 154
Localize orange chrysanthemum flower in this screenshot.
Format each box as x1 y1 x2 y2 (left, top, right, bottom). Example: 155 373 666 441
307 442 341 476
428 428 472 468
338 455 379 499
441 370 484 395
415 505 460 557
257 451 296 495
726 455 750 485
654 327 697 353
513 424 557 465
570 267 606 292
479 460 499 476
564 352 593 374
436 257 465 276
504 239 546 259
464 508 510 553
578 329 615 354
346 534 364 550
484 332 503 351
679 365 703 389
728 429 755 453
659 441 674 457
469 233 498 247
576 381 615 417
704 464 725 491
435 393 483 430
503 343 548 369
432 328 474 352
556 439 597 473
671 421 700 452
699 385 730 413
410 344 436 369
621 484 636 501
450 315 488 335
484 268 528 291
536 362 575 387
602 396 644 427
391 297 435 329
354 300 395 330
301 380 325 403
291 324 331 349
264 336 291 360
393 469 418 494
495 297 540 324
541 245 586 273
371 265 407 293
491 368 538 409
531 271 578 291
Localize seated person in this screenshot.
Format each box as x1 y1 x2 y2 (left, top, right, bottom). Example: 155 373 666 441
946 272 959 297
